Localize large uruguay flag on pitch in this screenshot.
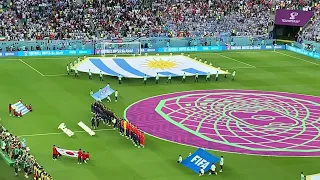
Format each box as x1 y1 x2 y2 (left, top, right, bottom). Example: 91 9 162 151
75 55 228 78
91 85 115 101
181 148 220 174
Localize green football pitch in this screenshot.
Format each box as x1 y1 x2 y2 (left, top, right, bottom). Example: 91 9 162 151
1 50 320 180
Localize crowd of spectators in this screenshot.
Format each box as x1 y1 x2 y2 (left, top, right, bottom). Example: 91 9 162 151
153 0 271 37
274 0 319 11
300 8 320 42
1 0 320 43
0 124 51 179
0 0 273 41
273 0 320 43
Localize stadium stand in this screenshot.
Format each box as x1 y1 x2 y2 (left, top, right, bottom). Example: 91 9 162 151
0 0 318 49
0 124 52 178
152 0 271 37
0 0 272 41
301 8 320 42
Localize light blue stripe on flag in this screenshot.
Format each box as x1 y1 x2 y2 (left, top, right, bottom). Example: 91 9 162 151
157 72 179 77
181 148 220 174
113 58 146 77
91 85 115 101
182 68 207 75
12 102 30 115
90 59 119 76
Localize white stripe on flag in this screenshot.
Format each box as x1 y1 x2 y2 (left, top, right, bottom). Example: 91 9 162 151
56 147 78 158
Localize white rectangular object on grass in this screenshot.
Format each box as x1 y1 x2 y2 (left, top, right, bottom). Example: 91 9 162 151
58 123 74 137
78 121 95 136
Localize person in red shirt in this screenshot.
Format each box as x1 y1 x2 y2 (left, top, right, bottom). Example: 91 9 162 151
127 123 132 139
13 109 17 117
28 104 32 112
9 104 12 116
140 132 145 148
86 152 90 161
52 145 58 160
134 126 139 146
77 149 82 164
19 111 22 117
131 125 136 143
137 130 142 148
82 151 87 163
120 120 124 135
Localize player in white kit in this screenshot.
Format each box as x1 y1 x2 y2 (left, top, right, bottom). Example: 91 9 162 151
177 155 182 163
209 163 217 175
301 172 305 180
220 156 224 172
115 90 118 102
199 167 204 176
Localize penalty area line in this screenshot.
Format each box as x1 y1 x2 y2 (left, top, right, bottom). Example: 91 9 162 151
214 53 256 68
19 59 44 76
18 128 114 137
221 67 255 69
274 51 320 66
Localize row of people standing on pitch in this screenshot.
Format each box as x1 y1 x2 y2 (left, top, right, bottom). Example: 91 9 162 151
143 70 236 84
90 101 145 147
118 120 145 148
91 101 116 129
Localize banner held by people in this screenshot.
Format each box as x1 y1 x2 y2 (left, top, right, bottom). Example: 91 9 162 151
56 147 78 158
181 148 220 174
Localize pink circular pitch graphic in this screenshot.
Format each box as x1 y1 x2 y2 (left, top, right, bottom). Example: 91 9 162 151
124 90 320 156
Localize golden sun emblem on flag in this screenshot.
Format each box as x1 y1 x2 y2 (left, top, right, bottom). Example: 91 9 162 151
143 59 178 70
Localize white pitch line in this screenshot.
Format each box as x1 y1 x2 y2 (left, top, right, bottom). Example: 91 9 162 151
274 51 320 66
19 59 44 76
221 67 255 69
18 128 114 137
43 74 69 77
214 53 256 68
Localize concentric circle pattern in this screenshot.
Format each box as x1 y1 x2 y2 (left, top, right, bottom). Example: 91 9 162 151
124 90 320 156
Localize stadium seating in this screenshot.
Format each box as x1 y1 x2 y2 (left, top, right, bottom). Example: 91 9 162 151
301 9 320 42
0 0 318 50
273 0 320 51
78 121 95 136
58 123 74 137
0 0 271 41
0 144 14 167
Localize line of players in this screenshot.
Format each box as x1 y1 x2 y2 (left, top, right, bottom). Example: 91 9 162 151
91 111 146 148
117 119 145 148
90 101 145 148
177 154 224 176
66 56 236 83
